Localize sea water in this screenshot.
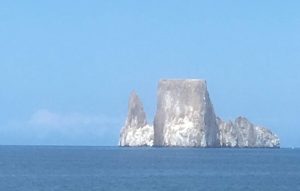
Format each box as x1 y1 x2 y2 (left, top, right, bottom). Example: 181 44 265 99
0 146 299 191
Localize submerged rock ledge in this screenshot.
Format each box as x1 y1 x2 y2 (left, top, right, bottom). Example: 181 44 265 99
119 79 280 148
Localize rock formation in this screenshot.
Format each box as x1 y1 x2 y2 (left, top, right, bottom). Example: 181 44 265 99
119 91 154 146
119 79 280 148
153 79 219 147
217 117 280 148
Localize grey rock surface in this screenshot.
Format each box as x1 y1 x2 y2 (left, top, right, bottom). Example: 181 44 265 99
119 79 280 148
153 79 220 147
217 116 280 148
119 91 154 146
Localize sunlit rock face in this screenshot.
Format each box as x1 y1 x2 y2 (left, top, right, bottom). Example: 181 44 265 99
153 79 220 147
218 117 280 148
119 92 154 146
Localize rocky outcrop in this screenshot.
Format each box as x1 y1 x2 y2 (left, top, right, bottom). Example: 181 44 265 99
119 79 280 148
217 117 280 148
119 91 154 146
153 79 219 147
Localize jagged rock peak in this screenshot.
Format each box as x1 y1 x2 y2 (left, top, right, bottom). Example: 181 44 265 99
218 116 280 148
154 79 220 147
235 116 251 125
119 91 154 147
125 91 147 128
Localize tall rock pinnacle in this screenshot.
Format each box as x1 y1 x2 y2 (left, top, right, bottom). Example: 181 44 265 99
125 91 147 129
153 79 220 147
119 91 154 146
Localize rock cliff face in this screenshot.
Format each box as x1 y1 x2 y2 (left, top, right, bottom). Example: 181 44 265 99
153 79 219 147
119 79 280 148
119 91 154 146
217 117 280 148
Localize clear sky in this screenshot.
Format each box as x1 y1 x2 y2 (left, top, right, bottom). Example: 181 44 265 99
0 1 299 147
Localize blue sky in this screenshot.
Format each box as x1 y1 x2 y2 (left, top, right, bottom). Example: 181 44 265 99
0 1 299 147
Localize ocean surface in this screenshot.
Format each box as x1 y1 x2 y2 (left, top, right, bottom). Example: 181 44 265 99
0 146 299 191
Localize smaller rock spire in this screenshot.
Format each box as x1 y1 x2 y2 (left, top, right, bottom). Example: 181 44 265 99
125 91 147 128
119 91 154 147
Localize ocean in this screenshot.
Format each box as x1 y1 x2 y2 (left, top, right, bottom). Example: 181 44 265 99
0 146 299 191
